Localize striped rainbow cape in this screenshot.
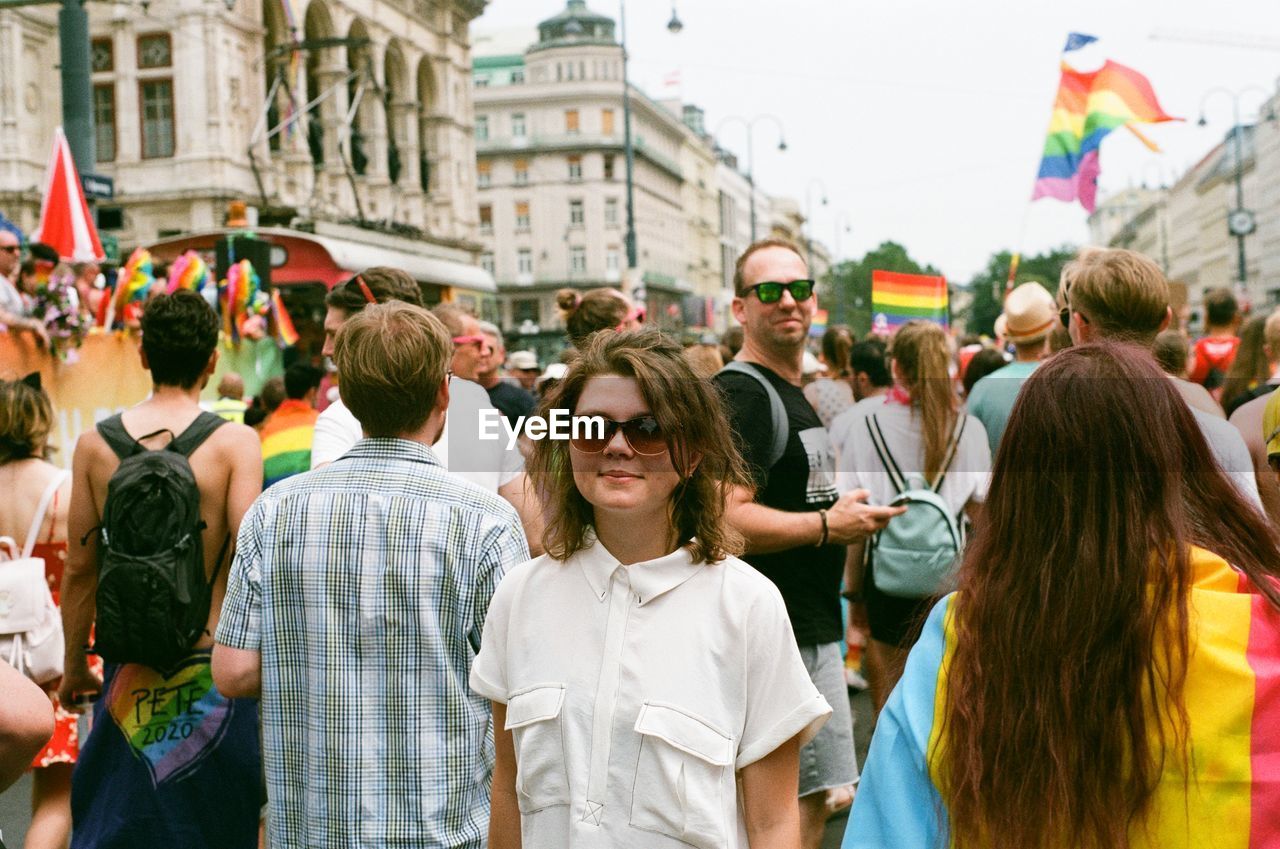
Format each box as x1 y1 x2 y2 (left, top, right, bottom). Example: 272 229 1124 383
261 400 319 488
845 546 1280 848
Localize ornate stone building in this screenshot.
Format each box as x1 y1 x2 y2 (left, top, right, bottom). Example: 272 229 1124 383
0 0 489 292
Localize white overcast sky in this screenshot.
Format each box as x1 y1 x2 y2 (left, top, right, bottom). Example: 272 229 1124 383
475 0 1280 284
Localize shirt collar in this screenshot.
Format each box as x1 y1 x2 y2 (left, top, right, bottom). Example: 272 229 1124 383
341 436 443 467
577 534 702 606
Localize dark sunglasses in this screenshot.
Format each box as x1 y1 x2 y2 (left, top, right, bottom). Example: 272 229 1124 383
452 334 491 350
0 245 18 254
570 415 667 456
743 279 815 304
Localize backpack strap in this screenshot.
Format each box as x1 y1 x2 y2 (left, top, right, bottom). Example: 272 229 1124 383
867 414 908 495
22 469 70 559
719 361 789 470
929 416 968 494
166 412 228 458
97 414 144 460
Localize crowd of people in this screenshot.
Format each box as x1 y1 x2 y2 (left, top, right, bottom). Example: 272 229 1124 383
0 237 1278 849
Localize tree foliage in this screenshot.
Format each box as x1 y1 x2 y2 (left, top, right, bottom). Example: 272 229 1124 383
963 246 1079 338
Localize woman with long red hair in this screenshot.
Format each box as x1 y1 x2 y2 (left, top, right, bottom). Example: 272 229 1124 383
843 342 1280 849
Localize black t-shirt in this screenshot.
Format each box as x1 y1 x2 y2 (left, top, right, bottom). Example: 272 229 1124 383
714 364 843 646
487 380 536 427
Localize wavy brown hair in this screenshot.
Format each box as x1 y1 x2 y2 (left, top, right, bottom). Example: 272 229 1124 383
938 342 1280 849
528 327 749 563
0 377 53 464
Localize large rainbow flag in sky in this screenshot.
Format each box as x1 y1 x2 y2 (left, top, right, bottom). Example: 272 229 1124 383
1032 60 1177 213
870 270 948 333
844 546 1280 849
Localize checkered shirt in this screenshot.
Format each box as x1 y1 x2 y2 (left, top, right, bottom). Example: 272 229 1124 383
216 437 530 849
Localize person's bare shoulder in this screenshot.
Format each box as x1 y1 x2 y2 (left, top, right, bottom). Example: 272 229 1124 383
72 425 117 474
203 420 264 469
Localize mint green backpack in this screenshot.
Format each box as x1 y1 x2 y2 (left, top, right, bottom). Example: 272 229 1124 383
865 414 967 598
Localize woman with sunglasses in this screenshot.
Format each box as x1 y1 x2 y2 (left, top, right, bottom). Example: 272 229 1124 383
556 287 645 349
845 342 1280 849
474 327 831 848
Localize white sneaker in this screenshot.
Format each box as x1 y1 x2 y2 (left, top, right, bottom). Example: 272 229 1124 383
845 667 869 691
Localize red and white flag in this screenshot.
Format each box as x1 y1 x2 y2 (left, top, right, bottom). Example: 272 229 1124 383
31 127 105 262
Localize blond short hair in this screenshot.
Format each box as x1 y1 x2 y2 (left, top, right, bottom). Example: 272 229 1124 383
1063 248 1168 344
334 302 451 437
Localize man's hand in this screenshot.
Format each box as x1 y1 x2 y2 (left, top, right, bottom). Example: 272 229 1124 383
826 489 905 546
25 319 49 347
57 661 102 715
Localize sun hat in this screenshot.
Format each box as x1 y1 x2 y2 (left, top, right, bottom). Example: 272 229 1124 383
1001 282 1057 344
507 350 539 371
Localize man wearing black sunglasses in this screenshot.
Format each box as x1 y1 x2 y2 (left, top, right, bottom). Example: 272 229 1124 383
714 238 904 848
0 229 49 347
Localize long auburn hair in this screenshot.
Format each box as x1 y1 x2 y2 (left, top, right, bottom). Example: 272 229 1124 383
939 343 1280 849
527 327 749 563
890 320 957 481
1219 313 1268 412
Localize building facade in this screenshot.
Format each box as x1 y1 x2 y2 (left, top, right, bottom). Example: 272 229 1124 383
472 0 785 350
0 0 488 287
1090 91 1280 326
473 2 700 350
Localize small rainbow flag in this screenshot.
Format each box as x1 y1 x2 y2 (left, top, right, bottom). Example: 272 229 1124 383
167 251 210 294
1032 60 1177 213
271 289 299 347
871 270 948 333
809 309 829 338
116 248 153 308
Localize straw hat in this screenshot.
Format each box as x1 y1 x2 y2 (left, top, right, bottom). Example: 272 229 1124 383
507 350 539 371
1000 282 1057 344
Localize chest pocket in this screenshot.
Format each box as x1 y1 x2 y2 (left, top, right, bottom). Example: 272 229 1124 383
505 683 570 814
629 701 733 848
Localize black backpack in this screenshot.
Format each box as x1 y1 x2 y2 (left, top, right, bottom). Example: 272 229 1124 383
91 412 228 671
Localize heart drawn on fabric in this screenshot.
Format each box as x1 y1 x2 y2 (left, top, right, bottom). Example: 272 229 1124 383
105 654 234 786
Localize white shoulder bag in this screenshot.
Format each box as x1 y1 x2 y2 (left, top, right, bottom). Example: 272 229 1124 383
0 470 70 684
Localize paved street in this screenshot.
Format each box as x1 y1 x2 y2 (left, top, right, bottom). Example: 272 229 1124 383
0 688 873 846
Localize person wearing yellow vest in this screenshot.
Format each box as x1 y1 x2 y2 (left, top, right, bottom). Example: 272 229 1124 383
211 373 249 424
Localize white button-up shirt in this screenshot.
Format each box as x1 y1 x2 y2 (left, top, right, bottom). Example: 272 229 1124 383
471 536 831 848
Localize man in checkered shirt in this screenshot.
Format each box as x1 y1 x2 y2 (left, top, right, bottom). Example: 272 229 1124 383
212 302 530 848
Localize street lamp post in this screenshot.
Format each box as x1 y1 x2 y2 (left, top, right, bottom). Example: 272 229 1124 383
1198 86 1276 291
715 114 787 242
832 211 851 323
620 0 682 271
804 178 828 271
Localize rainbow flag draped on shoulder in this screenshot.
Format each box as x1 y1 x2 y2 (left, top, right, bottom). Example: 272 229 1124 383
1032 60 1177 213
844 546 1280 849
870 270 948 334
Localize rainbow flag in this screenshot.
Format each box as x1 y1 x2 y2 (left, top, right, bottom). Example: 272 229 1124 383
871 270 948 333
260 400 319 488
271 289 299 347
845 546 1280 849
1032 60 1177 213
114 248 153 308
167 250 210 294
809 309 829 338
